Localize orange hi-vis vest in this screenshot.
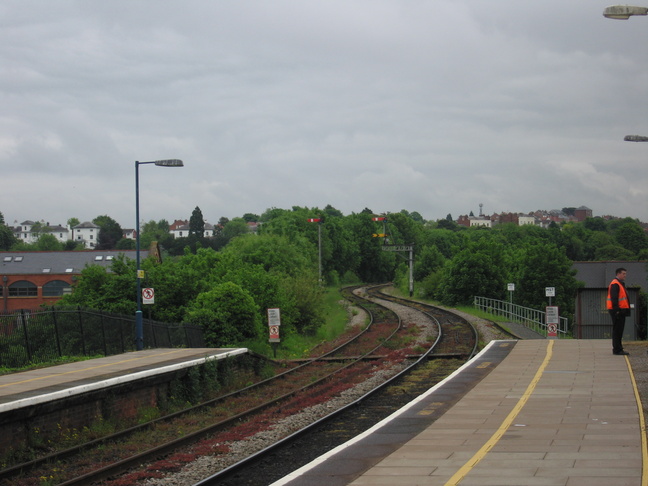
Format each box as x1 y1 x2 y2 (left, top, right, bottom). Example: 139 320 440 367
607 278 630 310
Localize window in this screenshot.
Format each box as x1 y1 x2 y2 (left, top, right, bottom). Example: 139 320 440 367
43 280 71 297
95 256 103 261
3 257 11 262
8 280 37 297
65 268 74 273
42 268 51 273
14 256 23 262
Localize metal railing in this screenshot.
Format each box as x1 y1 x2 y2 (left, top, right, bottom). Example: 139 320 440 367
473 296 569 337
0 307 205 369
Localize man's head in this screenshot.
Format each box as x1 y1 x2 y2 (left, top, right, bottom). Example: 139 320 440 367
616 267 627 281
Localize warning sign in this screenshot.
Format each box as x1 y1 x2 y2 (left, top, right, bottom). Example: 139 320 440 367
142 288 155 305
546 306 559 338
269 325 280 342
268 308 281 342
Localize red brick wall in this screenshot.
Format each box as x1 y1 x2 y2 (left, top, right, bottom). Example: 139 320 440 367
1 274 74 313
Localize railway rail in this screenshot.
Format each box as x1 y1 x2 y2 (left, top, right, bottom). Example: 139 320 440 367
3 285 481 485
191 286 480 486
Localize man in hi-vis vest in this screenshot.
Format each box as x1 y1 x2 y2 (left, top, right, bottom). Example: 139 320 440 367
607 267 631 355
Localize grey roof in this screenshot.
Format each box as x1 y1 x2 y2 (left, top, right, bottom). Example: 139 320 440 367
73 221 99 229
572 261 647 289
0 250 147 275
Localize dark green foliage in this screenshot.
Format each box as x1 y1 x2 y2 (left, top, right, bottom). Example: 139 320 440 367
94 215 123 250
184 282 262 346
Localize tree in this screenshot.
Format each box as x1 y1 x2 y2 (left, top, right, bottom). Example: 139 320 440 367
189 206 205 238
185 282 262 346
242 213 259 222
614 219 648 256
514 242 580 319
35 234 63 251
93 215 123 250
437 240 507 306
0 212 17 250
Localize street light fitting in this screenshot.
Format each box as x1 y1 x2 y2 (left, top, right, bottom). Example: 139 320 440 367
624 135 648 141
136 159 184 167
603 5 648 19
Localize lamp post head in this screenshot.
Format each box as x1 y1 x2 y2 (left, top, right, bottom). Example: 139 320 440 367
154 159 184 167
136 159 184 167
603 5 648 19
624 135 648 142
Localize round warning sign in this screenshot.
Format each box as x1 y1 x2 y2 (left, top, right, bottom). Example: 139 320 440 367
142 288 155 304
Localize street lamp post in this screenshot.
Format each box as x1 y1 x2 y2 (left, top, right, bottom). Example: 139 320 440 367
135 159 184 351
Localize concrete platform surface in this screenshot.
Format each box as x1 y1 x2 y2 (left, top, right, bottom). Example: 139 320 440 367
276 340 646 486
0 347 247 412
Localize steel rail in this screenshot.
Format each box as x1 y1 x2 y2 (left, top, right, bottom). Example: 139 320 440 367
8 286 404 485
192 285 451 486
0 285 381 482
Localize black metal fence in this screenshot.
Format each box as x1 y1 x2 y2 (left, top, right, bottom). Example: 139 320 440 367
0 307 205 369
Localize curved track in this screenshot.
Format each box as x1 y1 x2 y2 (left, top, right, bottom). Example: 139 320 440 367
192 286 479 486
4 286 399 485
4 285 479 485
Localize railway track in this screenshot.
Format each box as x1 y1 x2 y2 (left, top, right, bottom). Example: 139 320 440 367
191 287 480 486
3 285 479 485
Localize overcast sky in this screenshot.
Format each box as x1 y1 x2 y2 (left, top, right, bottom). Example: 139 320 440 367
2 1 648 229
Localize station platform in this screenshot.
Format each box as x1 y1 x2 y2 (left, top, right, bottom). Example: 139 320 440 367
273 340 646 486
0 347 247 413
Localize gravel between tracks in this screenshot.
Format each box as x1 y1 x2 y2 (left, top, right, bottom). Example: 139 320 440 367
138 295 508 486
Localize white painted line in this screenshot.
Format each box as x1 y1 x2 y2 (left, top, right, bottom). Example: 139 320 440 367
270 341 505 486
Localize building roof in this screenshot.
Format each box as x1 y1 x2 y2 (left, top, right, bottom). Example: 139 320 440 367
572 261 647 289
73 221 99 229
0 250 147 276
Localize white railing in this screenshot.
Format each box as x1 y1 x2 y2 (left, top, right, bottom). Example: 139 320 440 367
473 296 569 337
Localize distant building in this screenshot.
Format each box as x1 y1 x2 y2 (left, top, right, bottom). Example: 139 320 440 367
14 221 72 244
574 206 593 222
72 222 100 249
518 215 536 226
0 250 147 313
170 221 215 238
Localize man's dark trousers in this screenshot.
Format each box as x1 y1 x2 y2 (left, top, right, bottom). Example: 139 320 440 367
609 310 626 354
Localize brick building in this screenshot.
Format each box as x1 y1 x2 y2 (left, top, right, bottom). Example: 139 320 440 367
0 250 146 313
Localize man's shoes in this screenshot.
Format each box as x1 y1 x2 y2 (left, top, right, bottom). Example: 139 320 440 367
613 350 630 355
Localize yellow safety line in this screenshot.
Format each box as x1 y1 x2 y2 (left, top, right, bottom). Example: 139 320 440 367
0 349 184 388
625 355 648 486
444 340 554 486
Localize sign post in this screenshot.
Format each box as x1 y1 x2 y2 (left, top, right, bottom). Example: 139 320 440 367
267 308 281 358
546 305 559 339
507 283 515 318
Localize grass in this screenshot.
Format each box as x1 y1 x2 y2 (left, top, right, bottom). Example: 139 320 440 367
263 286 353 360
